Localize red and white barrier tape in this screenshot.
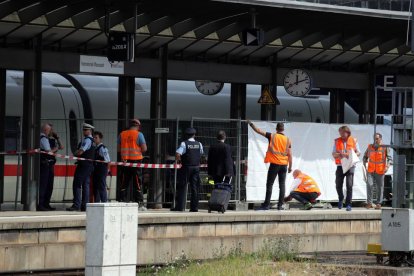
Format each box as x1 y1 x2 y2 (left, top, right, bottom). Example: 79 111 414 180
0 149 247 169
0 150 37 155
33 149 189 169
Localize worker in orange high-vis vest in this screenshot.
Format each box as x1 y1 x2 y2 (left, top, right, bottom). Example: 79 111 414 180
248 120 292 211
363 132 391 210
117 119 148 211
332 125 360 212
284 169 321 210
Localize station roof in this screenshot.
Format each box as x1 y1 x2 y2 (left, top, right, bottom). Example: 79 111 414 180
0 0 413 76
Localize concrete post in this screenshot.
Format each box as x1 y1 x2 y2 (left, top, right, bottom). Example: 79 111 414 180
85 202 138 276
0 69 5 206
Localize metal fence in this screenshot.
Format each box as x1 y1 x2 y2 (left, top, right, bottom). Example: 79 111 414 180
2 117 254 208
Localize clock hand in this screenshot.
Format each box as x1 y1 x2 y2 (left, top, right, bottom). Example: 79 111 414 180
296 79 309 84
295 73 298 85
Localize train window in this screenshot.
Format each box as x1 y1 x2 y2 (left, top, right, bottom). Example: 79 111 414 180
5 116 20 151
68 110 78 154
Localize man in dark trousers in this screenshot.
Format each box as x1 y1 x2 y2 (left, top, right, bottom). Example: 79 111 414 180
172 127 204 212
67 123 95 211
118 119 147 211
93 131 110 203
248 121 292 211
208 130 234 184
39 123 59 211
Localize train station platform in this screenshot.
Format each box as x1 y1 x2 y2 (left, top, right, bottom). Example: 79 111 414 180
0 209 381 273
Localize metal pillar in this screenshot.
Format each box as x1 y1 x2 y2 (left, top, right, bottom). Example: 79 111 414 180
329 90 337 123
360 89 371 124
117 76 135 133
261 55 277 121
368 63 375 124
116 76 135 201
0 69 5 206
22 36 42 211
329 89 344 123
149 45 168 209
230 83 246 119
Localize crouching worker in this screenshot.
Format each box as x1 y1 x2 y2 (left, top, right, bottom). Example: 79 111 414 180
284 169 321 210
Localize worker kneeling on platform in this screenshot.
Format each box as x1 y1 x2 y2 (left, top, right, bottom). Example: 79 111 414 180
284 170 321 210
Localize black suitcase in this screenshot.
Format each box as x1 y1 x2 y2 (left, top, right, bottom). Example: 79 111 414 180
208 177 232 213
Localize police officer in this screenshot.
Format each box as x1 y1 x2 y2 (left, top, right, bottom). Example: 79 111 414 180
172 128 204 212
93 131 110 203
44 126 64 211
118 119 147 211
38 123 58 211
67 123 95 211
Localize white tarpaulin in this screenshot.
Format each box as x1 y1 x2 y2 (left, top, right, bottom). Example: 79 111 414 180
246 122 391 201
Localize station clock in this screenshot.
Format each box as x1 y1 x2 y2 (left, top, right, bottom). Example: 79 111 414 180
283 69 312 97
195 80 224 96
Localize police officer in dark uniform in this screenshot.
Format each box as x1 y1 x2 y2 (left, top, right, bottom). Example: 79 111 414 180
38 123 57 211
172 128 204 212
44 126 64 211
93 131 110 203
67 123 95 211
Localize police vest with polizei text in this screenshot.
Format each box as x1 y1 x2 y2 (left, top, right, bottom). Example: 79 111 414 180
181 140 201 166
78 136 95 165
95 144 107 168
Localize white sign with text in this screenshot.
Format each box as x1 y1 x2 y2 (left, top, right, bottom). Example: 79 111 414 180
80 55 124 75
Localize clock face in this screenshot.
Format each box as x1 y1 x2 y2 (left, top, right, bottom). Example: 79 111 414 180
283 69 312 97
195 80 224 96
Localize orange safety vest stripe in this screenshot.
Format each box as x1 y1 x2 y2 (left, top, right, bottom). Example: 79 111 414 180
120 129 143 160
264 133 289 165
294 173 321 194
334 136 357 165
367 144 386 174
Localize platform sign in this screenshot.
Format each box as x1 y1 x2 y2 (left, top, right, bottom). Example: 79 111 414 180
376 74 396 92
242 28 264 46
258 85 276 104
155 128 169 134
79 55 124 75
375 74 396 114
107 31 135 62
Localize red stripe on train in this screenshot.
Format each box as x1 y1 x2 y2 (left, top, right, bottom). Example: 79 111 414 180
4 165 118 177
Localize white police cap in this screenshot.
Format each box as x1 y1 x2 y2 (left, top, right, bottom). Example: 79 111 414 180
82 123 94 130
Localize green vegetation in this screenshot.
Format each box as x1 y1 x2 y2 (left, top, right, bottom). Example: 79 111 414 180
138 237 365 276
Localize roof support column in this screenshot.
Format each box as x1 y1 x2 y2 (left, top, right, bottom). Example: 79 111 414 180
149 45 168 209
117 76 136 133
230 83 246 119
329 89 345 123
116 76 136 201
22 35 42 211
367 67 376 124
261 54 277 121
0 69 5 206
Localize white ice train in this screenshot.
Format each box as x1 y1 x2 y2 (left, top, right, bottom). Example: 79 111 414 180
3 71 359 203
